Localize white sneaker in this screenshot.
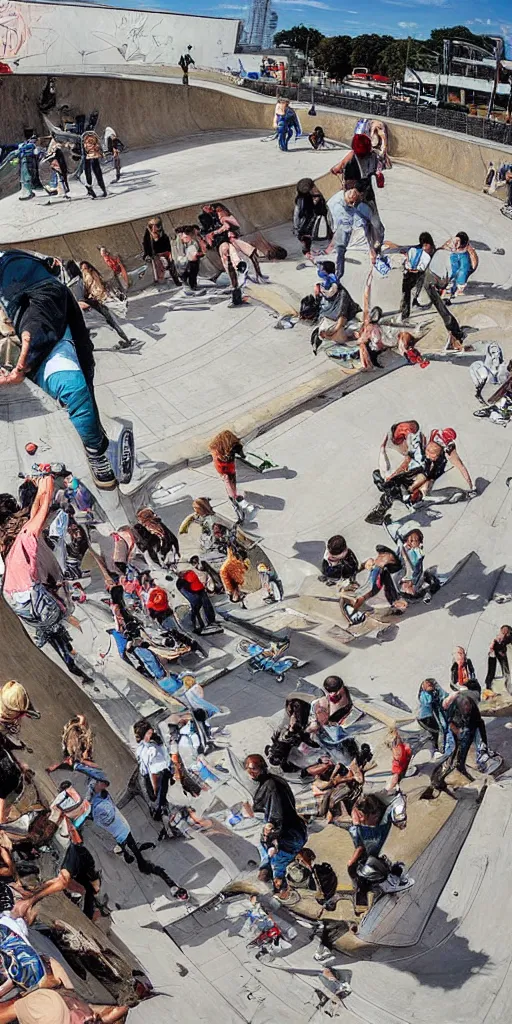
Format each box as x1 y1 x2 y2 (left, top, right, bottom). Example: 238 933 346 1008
432 750 444 760
380 874 414 894
314 947 334 963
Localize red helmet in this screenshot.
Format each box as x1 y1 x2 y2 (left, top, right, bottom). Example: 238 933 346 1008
430 427 457 447
352 133 372 157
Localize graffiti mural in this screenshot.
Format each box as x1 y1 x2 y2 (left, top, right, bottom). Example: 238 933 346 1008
0 0 29 58
0 1 240 68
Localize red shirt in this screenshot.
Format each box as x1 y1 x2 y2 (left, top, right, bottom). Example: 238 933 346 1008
391 742 412 776
181 570 204 592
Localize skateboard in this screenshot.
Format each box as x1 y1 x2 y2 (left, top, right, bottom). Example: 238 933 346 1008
108 425 134 485
334 614 397 641
237 451 280 473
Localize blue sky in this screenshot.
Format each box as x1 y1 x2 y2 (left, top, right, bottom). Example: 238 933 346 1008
86 0 512 54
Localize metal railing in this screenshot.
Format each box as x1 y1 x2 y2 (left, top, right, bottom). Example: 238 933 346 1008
242 79 512 147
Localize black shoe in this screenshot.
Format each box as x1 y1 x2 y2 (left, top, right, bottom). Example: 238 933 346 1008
123 851 135 864
85 448 117 490
102 189 108 197
228 287 243 308
86 187 97 199
117 338 132 349
311 327 321 355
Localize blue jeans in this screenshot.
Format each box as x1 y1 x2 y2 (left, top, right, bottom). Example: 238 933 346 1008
336 245 346 280
449 252 472 294
258 825 307 880
444 726 484 767
34 366 106 453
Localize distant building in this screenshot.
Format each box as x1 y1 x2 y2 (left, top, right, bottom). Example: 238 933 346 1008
244 0 274 49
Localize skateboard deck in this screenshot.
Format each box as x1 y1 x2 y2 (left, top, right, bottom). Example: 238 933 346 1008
244 281 302 317
237 451 280 473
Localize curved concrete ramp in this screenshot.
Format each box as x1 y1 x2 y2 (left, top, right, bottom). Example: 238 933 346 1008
357 788 480 945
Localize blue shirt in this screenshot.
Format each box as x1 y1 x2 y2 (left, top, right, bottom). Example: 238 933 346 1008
349 805 393 856
89 790 130 844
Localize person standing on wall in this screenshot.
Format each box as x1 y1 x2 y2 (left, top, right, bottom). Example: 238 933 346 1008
179 46 195 85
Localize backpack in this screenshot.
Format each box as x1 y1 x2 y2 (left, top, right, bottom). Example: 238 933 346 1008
299 293 320 321
313 861 338 900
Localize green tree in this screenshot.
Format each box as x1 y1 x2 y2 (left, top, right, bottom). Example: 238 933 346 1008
313 35 352 80
429 25 495 52
350 33 394 74
379 38 434 80
273 25 324 55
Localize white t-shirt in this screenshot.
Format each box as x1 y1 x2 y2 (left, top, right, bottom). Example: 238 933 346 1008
405 246 431 273
0 912 31 945
136 740 170 776
428 249 452 280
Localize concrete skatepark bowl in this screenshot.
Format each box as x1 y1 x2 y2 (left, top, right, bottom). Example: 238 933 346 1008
0 69 512 1023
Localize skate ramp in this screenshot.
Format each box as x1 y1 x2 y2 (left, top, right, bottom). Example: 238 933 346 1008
2 72 511 197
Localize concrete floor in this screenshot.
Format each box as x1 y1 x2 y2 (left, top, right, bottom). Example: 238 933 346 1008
1 106 512 1022
0 131 339 243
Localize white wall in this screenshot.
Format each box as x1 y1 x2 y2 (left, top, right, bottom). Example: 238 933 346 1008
0 0 241 69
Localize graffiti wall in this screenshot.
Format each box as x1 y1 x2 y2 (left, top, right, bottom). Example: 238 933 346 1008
0 0 241 69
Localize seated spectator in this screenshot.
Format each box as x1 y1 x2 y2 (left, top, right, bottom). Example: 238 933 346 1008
318 535 359 586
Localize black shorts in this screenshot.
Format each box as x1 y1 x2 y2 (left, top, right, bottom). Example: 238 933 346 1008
61 843 100 887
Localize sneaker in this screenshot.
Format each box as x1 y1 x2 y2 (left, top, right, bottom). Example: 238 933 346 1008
380 872 414 894
85 449 117 490
170 885 189 901
314 947 334 963
432 750 444 760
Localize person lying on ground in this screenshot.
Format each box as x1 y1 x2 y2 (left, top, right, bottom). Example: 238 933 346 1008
14 836 102 921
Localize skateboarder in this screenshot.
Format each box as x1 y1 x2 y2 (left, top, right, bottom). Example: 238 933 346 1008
0 250 121 490
338 547 405 625
179 46 195 84
293 178 332 259
442 691 493 774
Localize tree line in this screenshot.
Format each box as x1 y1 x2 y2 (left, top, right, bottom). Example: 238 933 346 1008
273 24 497 82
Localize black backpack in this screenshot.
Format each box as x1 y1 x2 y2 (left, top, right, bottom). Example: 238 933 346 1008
300 293 320 321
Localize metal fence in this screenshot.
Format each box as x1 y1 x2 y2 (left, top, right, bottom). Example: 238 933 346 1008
242 79 512 148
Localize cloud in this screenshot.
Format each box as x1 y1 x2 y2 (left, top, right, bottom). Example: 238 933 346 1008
398 20 417 27
273 0 333 7
383 0 449 6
